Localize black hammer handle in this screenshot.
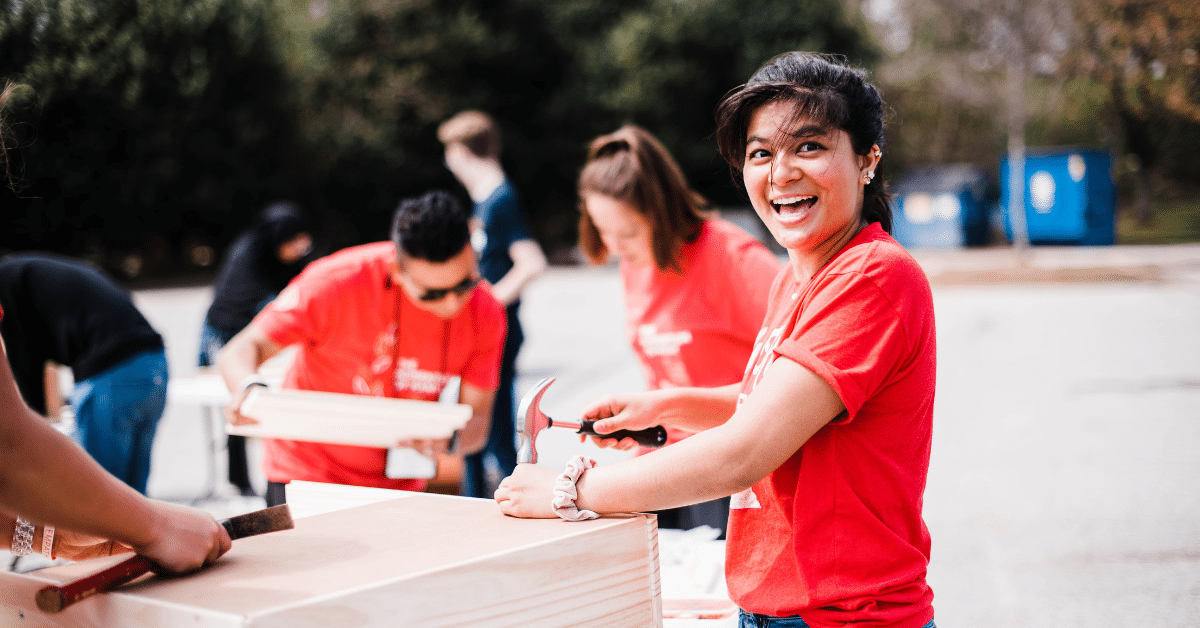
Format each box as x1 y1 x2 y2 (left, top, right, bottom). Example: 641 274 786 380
578 421 667 448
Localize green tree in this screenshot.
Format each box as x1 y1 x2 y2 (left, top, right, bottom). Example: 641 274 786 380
290 0 877 252
0 0 302 278
570 0 876 203
289 0 570 247
1074 0 1200 223
864 0 1200 235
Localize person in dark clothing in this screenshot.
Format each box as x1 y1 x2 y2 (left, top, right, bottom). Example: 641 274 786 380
198 201 314 496
0 253 169 495
0 83 229 573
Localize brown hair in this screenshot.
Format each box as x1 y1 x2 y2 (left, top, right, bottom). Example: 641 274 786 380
437 110 501 159
714 52 893 233
577 125 711 272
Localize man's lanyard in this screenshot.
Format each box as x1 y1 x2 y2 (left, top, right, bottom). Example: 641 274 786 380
387 278 450 399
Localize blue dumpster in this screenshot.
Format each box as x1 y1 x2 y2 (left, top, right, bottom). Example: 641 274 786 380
1000 149 1115 245
891 164 991 248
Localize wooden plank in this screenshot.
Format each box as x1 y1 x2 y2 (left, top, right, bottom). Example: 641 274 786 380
227 388 472 447
0 494 662 628
283 480 415 519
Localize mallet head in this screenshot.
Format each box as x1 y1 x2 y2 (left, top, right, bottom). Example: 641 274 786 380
516 376 555 464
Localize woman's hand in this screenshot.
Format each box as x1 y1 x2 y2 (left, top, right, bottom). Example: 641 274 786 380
494 464 558 518
53 530 134 562
578 389 674 450
134 501 232 575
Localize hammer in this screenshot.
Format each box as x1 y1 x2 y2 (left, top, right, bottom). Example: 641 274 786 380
516 377 667 464
35 504 294 613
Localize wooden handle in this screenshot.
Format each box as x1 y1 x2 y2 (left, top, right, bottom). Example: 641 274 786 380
578 421 668 448
35 555 154 613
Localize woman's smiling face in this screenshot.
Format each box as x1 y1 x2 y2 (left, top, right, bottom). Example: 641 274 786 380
742 99 878 271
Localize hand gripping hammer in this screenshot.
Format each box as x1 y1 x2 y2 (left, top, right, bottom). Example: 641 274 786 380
516 377 668 464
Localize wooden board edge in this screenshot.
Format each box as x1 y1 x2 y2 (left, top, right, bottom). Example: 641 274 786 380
643 513 664 627
244 513 662 628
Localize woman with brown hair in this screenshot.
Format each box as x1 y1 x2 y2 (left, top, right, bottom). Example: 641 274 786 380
575 124 780 536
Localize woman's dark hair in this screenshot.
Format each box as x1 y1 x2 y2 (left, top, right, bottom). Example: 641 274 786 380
577 124 712 272
256 201 309 248
391 190 471 263
714 52 893 233
252 201 311 276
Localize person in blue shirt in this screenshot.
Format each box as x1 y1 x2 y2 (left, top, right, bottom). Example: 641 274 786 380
439 111 547 498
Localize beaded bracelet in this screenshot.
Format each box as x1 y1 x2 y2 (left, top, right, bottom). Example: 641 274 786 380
11 517 34 556
551 456 600 521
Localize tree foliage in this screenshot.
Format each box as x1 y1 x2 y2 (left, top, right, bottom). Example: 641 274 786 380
1 0 877 272
1072 0 1200 219
290 0 876 250
865 0 1200 226
0 0 302 277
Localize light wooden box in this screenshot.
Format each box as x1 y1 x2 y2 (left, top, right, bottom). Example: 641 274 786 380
0 493 662 627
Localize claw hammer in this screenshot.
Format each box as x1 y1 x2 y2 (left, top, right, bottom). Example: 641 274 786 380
516 377 667 464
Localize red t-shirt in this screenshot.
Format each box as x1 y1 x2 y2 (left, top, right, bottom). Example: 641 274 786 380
621 219 779 447
253 242 506 491
725 223 936 627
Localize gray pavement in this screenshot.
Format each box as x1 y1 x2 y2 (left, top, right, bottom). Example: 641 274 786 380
14 242 1200 625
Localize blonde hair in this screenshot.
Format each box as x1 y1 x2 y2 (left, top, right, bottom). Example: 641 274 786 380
437 110 501 159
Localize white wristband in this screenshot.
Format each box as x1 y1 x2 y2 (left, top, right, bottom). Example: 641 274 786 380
41 525 54 560
12 517 34 556
551 456 600 521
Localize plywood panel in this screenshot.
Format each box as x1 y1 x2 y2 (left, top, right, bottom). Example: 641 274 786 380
0 494 661 628
227 388 472 447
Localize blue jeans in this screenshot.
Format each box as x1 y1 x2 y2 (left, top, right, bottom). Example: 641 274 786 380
738 611 935 628
197 320 238 367
70 348 169 495
461 303 521 498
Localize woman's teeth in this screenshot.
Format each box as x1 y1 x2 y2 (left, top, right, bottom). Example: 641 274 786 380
772 196 816 213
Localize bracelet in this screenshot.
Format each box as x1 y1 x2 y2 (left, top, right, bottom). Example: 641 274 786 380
551 456 600 521
11 517 34 556
42 525 55 560
238 374 268 392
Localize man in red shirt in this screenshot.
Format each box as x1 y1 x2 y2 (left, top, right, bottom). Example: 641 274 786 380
219 190 506 506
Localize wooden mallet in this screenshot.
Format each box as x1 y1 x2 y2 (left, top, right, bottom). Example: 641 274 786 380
34 504 294 613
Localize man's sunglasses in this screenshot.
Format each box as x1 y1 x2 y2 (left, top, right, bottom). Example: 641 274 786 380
417 275 481 302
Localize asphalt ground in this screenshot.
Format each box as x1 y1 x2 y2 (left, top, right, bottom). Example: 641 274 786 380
8 241 1200 627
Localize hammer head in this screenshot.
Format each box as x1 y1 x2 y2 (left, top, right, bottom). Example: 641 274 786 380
516 377 555 464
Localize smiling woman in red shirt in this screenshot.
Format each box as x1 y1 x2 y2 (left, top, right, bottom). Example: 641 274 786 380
497 54 937 628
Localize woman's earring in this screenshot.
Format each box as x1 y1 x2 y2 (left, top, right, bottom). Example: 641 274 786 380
863 171 875 183
873 149 882 158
